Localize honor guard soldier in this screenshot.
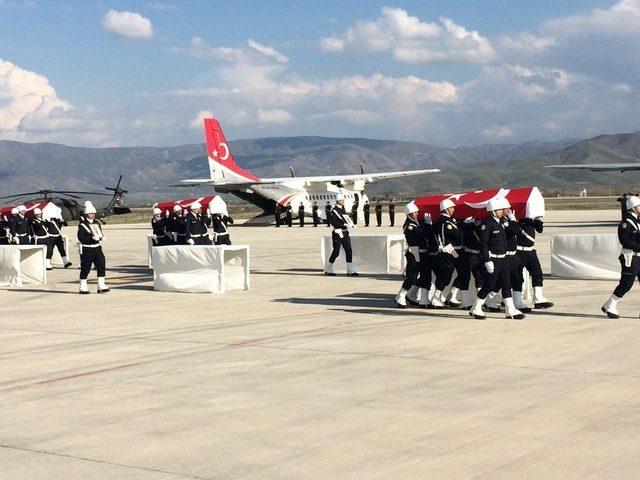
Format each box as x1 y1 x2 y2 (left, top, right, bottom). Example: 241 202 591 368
602 195 640 318
275 203 282 227
324 201 331 227
388 200 395 226
45 215 72 268
375 200 383 227
185 202 211 245
312 201 319 227
514 214 552 310
286 203 293 227
30 208 52 269
457 216 484 309
469 198 525 320
77 202 109 294
298 202 305 227
433 199 463 308
408 212 439 308
351 201 358 225
151 207 173 246
363 200 370 227
0 213 10 244
211 209 233 245
170 205 187 244
10 205 30 244
324 193 358 276
395 202 427 307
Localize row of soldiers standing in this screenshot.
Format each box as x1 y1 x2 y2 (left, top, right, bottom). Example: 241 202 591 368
397 198 554 319
275 199 397 227
0 204 72 270
151 202 234 246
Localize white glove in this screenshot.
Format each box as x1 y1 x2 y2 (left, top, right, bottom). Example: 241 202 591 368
484 261 494 274
423 212 432 225
508 212 516 221
12 237 18 244
151 234 157 241
464 216 474 224
92 236 100 242
187 238 195 245
208 234 213 241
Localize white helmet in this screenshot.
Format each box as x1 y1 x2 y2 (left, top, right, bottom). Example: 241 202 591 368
173 204 182 213
405 202 419 215
17 205 26 212
626 196 640 210
33 207 42 215
439 198 455 211
84 203 97 214
498 198 511 210
11 207 18 215
336 194 345 202
153 207 162 215
486 199 501 212
190 201 202 210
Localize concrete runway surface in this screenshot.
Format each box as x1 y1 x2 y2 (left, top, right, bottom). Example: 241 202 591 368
2 209 639 479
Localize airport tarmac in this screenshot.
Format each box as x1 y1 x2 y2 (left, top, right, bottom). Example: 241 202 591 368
2 209 639 479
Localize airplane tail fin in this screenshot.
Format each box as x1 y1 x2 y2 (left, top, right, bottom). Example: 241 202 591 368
204 118 259 183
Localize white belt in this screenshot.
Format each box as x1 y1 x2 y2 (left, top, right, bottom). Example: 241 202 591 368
82 243 101 248
517 246 535 251
506 250 516 256
489 253 506 259
34 235 48 239
465 248 480 254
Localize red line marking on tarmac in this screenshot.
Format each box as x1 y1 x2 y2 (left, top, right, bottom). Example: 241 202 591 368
227 337 269 347
35 362 141 385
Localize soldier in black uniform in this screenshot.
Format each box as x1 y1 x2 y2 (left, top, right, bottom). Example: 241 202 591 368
433 199 463 308
211 210 234 245
151 207 173 246
312 201 319 227
468 198 525 320
30 207 51 269
298 202 305 227
602 195 640 318
456 216 484 309
10 205 30 245
395 202 427 307
170 205 187 245
388 199 395 227
351 201 358 225
44 215 72 268
410 212 439 308
77 202 109 294
286 203 293 227
324 194 358 276
375 201 383 227
185 202 211 245
363 200 370 227
325 201 331 227
514 215 553 310
0 213 10 244
274 203 282 227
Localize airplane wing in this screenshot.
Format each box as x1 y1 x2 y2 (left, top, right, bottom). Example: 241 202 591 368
173 168 440 188
547 163 640 172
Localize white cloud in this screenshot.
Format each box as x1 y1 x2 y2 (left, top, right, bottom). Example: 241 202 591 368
190 109 213 129
257 108 292 125
612 83 632 93
102 10 154 40
483 126 514 140
320 7 495 64
171 37 288 65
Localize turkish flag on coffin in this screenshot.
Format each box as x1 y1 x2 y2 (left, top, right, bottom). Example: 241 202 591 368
413 187 545 222
0 201 63 221
155 195 228 217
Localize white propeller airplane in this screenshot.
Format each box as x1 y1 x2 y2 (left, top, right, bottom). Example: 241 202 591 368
176 117 440 221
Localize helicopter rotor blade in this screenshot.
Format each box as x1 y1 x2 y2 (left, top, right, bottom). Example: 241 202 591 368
0 192 44 201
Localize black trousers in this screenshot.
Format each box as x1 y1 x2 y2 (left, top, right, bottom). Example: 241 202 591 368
152 235 173 247
325 213 331 226
376 212 382 226
175 234 187 245
613 255 640 298
193 236 212 245
389 213 395 227
402 252 419 290
215 234 231 246
435 251 464 291
299 214 305 227
515 249 543 289
478 257 511 299
456 251 483 290
493 253 521 294
364 213 370 227
287 215 292 227
47 235 67 259
329 231 353 263
313 214 319 227
16 236 30 245
275 212 281 227
80 246 106 279
417 253 436 290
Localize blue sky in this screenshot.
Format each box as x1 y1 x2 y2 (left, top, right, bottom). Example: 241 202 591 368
0 1 639 147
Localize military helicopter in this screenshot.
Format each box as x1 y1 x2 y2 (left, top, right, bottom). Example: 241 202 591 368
0 175 131 223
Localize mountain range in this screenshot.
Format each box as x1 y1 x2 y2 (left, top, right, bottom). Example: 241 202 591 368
1 131 639 206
